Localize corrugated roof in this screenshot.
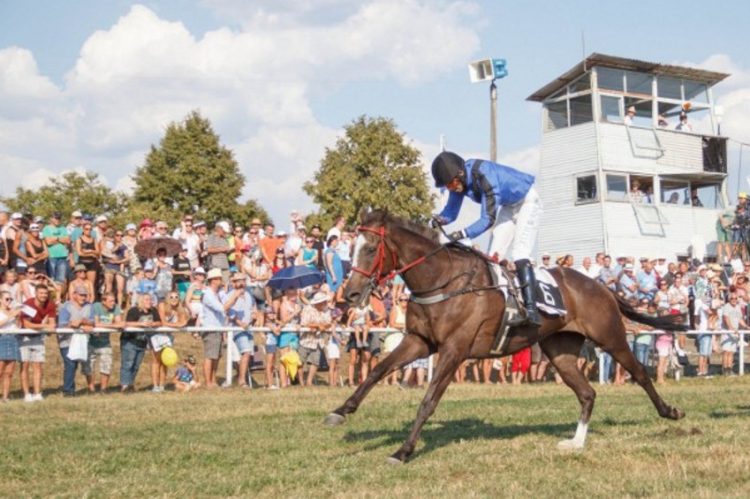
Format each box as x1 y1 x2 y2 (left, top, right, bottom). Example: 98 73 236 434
527 53 730 102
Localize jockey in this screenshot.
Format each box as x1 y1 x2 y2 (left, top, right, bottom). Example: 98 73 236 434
431 151 543 327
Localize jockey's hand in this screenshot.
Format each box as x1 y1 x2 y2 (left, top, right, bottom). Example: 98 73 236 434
430 215 448 228
448 230 466 242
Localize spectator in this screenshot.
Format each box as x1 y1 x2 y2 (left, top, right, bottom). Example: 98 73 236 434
75 221 99 291
174 355 200 392
326 216 345 244
298 291 331 386
93 215 109 243
200 268 226 388
153 248 173 302
57 284 95 396
136 262 158 303
675 111 692 132
277 289 301 388
511 346 531 384
227 225 243 272
618 263 638 300
575 256 598 279
185 267 207 322
138 218 154 241
721 294 746 376
346 303 371 349
0 290 22 401
271 247 288 274
260 223 282 265
223 272 255 388
101 228 128 307
285 224 305 265
152 291 188 393
67 264 94 302
296 234 319 269
122 223 141 275
693 295 712 377
598 255 617 291
153 220 169 239
402 356 428 388
260 308 281 389
20 283 56 402
91 292 124 393
0 270 21 306
636 258 658 301
172 246 192 300
173 215 200 268
324 235 344 294
42 211 70 284
206 222 231 283
337 231 353 276
245 250 270 309
309 224 325 272
6 213 26 272
0 230 8 279
386 293 409 385
325 308 343 388
633 302 656 368
122 293 161 392
624 105 636 125
539 253 553 269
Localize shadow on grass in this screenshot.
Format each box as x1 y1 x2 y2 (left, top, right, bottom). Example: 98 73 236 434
343 417 640 458
709 404 750 419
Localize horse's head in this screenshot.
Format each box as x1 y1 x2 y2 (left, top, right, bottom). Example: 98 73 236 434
344 210 398 307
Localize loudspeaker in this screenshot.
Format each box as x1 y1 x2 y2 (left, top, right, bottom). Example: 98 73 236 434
468 58 508 83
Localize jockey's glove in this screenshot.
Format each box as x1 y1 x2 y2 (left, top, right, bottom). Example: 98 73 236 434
430 215 448 228
448 230 466 242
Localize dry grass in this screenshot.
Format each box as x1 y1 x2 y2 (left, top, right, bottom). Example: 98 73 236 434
1 366 750 498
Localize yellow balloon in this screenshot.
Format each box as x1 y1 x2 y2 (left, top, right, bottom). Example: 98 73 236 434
161 347 178 368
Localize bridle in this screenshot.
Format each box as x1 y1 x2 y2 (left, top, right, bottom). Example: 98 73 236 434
350 225 429 287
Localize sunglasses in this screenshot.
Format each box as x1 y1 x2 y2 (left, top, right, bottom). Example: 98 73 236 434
115 233 123 237
169 295 179 299
249 231 258 235
2 298 12 303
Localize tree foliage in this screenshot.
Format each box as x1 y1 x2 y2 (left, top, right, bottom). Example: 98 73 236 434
1 171 130 224
303 116 434 228
131 110 269 226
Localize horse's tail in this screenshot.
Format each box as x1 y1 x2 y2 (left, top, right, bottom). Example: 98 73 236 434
610 290 687 332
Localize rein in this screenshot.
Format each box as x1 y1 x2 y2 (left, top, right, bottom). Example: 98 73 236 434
351 224 498 304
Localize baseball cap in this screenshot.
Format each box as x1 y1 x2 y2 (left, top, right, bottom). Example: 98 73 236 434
194 220 206 228
277 230 287 237
95 215 108 223
10 212 22 220
624 263 634 271
71 210 83 218
51 211 62 219
29 223 40 231
216 221 230 233
74 263 86 272
125 223 137 231
193 266 206 275
143 262 155 272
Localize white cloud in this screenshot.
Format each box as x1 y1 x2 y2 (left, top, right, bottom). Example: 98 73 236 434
0 2 481 223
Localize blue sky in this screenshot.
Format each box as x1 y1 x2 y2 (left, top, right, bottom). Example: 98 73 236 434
1 0 750 225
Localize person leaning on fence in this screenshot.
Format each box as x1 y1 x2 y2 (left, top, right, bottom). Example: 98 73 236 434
721 294 747 376
298 291 332 386
121 294 161 393
57 285 95 396
223 272 256 388
151 291 188 393
20 283 56 402
199 268 226 389
0 290 22 401
91 292 124 393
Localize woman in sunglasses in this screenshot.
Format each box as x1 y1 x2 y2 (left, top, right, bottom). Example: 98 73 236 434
0 290 22 401
150 292 189 392
296 236 319 270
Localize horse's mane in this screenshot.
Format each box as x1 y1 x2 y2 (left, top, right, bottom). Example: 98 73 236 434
361 210 440 244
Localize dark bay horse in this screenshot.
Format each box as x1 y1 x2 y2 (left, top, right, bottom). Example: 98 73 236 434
323 210 685 464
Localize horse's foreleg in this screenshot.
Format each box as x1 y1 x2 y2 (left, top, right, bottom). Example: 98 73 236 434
602 332 685 420
323 333 429 426
540 333 595 450
388 347 463 464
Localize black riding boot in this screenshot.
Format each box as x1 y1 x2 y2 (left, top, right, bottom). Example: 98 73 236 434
514 259 542 327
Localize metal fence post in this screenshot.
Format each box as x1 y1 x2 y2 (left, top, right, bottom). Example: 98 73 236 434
740 331 745 376
225 331 234 386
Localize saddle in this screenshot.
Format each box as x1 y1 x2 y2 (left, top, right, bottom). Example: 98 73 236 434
488 263 566 355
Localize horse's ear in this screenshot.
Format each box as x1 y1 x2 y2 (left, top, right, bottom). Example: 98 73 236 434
358 207 371 223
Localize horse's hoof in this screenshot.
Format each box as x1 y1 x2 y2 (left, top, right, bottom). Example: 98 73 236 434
323 413 346 426
557 438 585 451
386 456 405 465
670 407 686 420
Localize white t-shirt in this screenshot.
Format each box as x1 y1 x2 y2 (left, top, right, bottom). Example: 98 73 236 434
326 227 341 246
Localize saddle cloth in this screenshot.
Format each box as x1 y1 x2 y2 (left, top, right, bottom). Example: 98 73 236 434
489 264 566 317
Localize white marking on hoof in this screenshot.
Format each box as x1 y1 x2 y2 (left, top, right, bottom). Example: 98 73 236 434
386 456 404 465
323 413 346 426
558 421 588 450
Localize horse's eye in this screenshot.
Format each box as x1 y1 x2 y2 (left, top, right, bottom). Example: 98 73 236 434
364 246 376 255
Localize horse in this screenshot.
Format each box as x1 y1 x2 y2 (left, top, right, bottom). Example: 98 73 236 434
323 210 686 464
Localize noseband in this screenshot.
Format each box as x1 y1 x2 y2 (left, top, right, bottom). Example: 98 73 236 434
351 225 428 287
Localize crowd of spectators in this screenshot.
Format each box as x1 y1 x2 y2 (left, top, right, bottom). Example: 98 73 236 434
0 207 748 402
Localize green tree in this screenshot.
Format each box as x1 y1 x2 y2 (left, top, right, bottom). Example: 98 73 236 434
131 110 269 227
1 171 130 224
304 115 434 228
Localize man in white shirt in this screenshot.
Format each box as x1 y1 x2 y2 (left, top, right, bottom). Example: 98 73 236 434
326 216 345 246
172 215 200 268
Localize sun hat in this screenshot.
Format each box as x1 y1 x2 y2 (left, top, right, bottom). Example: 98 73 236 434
250 218 262 225
216 221 230 233
95 215 108 223
193 266 206 275
310 291 328 305
125 223 137 231
10 212 22 220
71 210 83 218
624 263 634 271
74 263 86 273
206 268 223 280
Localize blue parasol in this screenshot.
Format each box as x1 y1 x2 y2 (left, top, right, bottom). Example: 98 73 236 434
267 265 324 290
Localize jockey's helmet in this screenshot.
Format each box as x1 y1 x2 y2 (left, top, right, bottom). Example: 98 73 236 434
431 151 465 188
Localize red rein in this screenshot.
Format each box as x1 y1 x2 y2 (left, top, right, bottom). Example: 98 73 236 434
350 225 427 286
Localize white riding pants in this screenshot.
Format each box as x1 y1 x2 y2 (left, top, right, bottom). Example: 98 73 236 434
487 186 542 261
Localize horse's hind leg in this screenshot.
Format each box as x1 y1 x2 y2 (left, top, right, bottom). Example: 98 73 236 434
324 333 430 426
597 323 685 420
388 344 464 464
539 332 595 450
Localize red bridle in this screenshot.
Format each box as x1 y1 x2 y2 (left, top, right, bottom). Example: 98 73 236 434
351 225 427 286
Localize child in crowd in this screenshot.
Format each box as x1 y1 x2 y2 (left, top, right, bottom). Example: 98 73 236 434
137 264 158 303
174 355 200 392
326 308 344 387
127 268 144 306
346 303 371 349
260 308 281 389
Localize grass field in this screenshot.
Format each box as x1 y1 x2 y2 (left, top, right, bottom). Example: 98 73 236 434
2 373 750 498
